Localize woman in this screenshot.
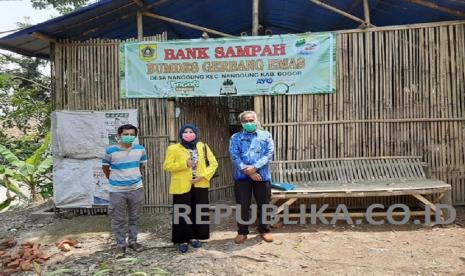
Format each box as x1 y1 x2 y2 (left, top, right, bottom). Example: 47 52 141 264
163 124 218 253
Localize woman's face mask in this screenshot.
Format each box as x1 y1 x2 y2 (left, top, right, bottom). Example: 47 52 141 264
182 132 196 142
121 135 136 144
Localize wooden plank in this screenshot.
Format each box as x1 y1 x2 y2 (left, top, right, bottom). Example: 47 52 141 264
276 198 298 214
271 189 450 199
282 211 427 219
412 194 438 213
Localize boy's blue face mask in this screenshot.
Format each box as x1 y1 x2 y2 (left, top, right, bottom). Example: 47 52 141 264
120 135 136 144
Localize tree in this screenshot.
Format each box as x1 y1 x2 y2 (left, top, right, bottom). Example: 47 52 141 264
0 53 51 159
0 133 53 211
30 0 91 14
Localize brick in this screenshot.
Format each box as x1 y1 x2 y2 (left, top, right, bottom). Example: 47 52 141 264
23 251 32 260
39 253 51 261
20 260 33 271
58 243 71 252
32 249 44 258
6 259 20 268
0 237 16 250
59 238 78 247
17 248 24 256
2 268 18 275
32 243 40 250
2 256 12 264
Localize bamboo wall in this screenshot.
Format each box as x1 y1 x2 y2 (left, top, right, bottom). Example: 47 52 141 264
52 21 465 210
174 97 252 202
53 34 172 212
256 22 465 204
52 35 251 212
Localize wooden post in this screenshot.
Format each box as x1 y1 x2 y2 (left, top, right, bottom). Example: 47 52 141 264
254 96 263 123
137 11 143 40
252 0 259 35
363 0 371 27
168 99 177 144
439 189 453 222
252 0 261 124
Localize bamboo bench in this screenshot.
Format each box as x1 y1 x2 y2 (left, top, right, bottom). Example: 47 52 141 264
270 156 452 221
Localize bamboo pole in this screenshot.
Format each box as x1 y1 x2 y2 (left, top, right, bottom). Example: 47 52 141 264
252 0 259 35
142 12 235 38
363 0 371 27
137 11 144 40
406 0 465 17
132 0 144 7
309 0 375 27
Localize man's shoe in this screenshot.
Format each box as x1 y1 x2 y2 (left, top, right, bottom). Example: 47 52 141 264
234 234 247 244
178 243 189 253
114 246 126 258
128 243 144 252
260 233 273 243
190 239 201 248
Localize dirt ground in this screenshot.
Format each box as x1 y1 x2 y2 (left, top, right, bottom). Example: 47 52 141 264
1 204 465 276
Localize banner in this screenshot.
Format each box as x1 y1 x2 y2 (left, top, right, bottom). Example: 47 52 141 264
120 32 336 98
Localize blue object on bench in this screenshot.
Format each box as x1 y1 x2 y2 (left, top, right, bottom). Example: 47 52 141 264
270 182 296 191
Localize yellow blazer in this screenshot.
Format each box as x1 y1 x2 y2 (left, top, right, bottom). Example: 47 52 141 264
163 142 218 195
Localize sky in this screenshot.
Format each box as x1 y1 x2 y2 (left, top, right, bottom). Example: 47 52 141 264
0 0 59 37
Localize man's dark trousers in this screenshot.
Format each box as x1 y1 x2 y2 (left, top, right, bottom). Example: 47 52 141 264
234 179 271 235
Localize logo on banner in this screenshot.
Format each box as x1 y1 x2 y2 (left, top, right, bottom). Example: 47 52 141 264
139 44 157 62
294 38 320 55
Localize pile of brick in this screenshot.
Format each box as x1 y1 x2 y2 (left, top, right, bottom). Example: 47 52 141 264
0 238 50 275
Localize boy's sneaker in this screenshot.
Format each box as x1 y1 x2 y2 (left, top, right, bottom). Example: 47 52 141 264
128 243 144 252
178 243 189 253
114 246 126 258
190 239 201 248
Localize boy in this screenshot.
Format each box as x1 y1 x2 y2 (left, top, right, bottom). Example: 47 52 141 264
102 124 148 258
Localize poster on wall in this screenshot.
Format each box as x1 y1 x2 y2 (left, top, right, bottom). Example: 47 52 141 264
120 32 336 98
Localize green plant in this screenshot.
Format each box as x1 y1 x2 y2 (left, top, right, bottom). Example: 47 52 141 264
0 132 53 210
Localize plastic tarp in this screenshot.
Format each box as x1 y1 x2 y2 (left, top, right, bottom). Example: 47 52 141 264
52 109 138 208
52 110 138 159
53 158 108 208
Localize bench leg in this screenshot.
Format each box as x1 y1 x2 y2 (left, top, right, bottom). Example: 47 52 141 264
439 190 453 222
270 198 298 225
412 194 439 214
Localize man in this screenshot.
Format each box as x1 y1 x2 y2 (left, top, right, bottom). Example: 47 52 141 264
229 110 274 244
102 124 148 257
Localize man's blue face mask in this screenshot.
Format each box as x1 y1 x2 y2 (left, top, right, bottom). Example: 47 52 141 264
242 122 257 133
